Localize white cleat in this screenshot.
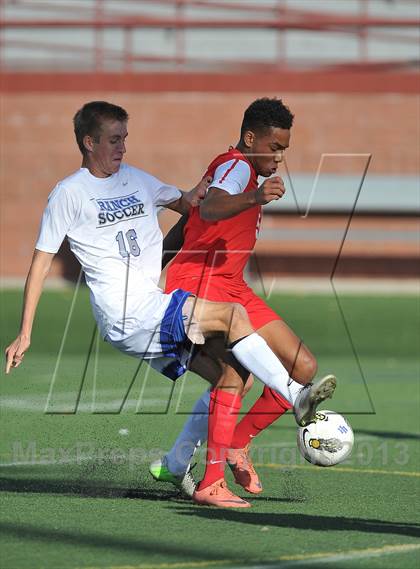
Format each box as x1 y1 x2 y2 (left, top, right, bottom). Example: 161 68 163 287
294 374 337 427
149 456 197 498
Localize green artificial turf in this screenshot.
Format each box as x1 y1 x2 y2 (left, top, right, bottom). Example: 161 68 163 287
0 288 419 569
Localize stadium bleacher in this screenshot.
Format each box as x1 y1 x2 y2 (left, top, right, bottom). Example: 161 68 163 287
1 0 419 282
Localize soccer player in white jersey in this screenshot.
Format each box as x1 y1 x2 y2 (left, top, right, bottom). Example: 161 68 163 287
5 101 336 509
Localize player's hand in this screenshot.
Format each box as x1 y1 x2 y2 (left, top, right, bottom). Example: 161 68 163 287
188 176 212 207
255 176 286 205
5 333 30 374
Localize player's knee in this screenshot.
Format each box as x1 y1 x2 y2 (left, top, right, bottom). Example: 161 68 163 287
216 367 245 396
297 352 318 384
214 302 252 341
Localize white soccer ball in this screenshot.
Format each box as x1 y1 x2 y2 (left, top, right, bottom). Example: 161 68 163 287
297 410 354 467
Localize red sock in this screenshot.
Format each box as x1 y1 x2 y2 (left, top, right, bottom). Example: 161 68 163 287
230 386 292 449
198 389 242 490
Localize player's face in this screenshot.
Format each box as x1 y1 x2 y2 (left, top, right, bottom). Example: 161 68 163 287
247 127 290 177
89 119 128 177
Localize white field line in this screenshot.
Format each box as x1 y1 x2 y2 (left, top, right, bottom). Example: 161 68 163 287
255 462 420 478
0 395 372 443
0 457 94 467
0 395 168 412
74 543 420 569
227 543 420 569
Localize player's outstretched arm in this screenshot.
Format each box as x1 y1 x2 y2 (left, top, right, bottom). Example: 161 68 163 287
200 177 286 222
5 249 55 374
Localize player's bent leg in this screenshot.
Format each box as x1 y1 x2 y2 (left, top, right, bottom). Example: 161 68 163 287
149 340 224 494
149 336 254 493
194 364 252 508
256 321 336 426
228 320 318 468
257 320 317 385
230 321 312 452
189 337 260 494
194 338 262 494
198 336 250 393
185 296 336 426
165 338 246 471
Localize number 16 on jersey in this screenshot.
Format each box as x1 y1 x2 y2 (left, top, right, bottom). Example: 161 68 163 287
116 229 140 258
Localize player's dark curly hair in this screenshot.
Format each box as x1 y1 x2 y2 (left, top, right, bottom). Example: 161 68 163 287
73 101 129 155
240 97 294 137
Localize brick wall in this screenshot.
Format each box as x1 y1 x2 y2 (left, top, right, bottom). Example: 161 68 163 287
1 91 418 278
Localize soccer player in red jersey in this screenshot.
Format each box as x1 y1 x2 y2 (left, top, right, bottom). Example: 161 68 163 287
150 98 336 505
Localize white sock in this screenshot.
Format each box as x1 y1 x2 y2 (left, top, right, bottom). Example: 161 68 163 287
231 333 303 405
165 389 210 476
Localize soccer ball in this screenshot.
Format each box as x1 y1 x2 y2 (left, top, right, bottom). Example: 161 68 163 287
297 410 354 467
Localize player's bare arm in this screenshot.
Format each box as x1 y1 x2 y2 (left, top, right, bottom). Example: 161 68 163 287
5 249 55 374
200 176 285 222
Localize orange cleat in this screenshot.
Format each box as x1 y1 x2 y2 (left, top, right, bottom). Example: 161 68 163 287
193 478 251 508
227 444 263 494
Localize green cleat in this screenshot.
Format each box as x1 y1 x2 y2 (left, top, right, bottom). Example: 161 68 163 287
149 456 197 498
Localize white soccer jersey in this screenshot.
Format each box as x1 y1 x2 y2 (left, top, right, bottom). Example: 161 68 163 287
36 164 182 338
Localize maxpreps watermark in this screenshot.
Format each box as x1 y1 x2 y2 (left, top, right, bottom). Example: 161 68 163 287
96 192 146 227
10 441 157 471
8 439 411 471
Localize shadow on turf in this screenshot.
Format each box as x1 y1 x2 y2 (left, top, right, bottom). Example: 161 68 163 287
0 475 304 504
175 508 420 539
0 475 189 502
0 521 235 562
270 424 420 440
355 428 420 441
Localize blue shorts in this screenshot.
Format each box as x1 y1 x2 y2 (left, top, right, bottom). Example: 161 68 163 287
105 289 194 381
159 289 191 358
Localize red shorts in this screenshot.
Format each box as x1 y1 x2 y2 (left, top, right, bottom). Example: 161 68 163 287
165 275 281 330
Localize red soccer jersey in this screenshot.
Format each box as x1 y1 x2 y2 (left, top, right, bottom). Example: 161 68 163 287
166 147 261 294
